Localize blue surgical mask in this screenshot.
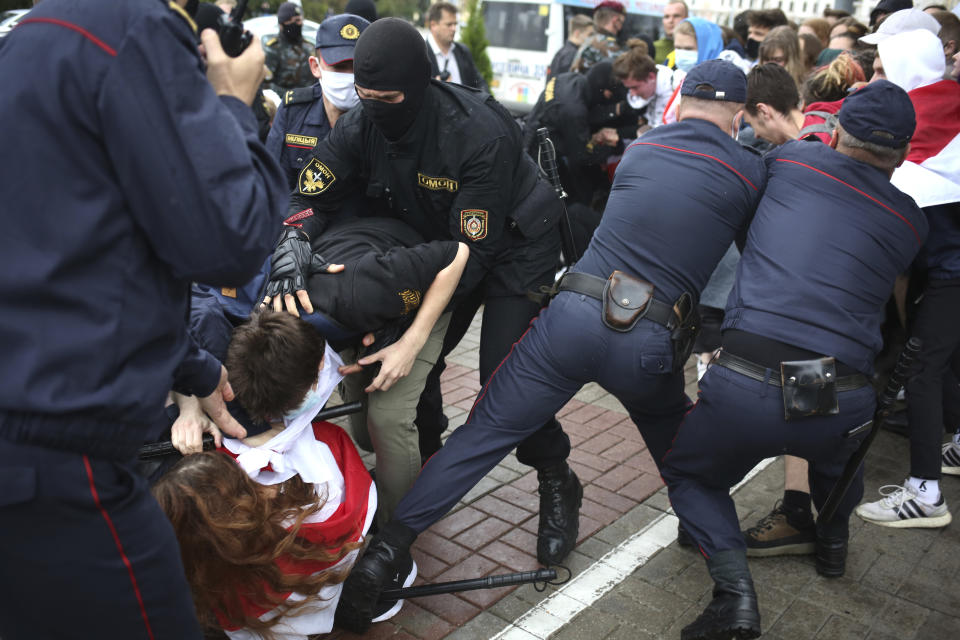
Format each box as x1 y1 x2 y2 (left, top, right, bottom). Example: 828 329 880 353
675 49 698 73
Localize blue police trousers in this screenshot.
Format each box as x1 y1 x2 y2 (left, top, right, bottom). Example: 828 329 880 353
661 362 876 557
395 291 689 533
0 440 202 639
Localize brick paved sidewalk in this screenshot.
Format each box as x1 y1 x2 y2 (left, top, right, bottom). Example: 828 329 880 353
329 313 700 640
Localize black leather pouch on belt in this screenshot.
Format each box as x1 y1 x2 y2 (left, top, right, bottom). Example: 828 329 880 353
780 357 840 421
602 270 654 332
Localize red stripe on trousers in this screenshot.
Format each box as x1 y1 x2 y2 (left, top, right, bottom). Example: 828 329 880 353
82 455 156 640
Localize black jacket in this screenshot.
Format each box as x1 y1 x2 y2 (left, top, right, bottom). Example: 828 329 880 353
547 41 578 80
426 41 489 93
290 81 561 298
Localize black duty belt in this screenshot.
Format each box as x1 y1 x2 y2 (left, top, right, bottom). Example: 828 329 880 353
557 272 681 330
715 350 869 392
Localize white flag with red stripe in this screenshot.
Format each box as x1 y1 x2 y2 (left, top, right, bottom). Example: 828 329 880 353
891 79 960 208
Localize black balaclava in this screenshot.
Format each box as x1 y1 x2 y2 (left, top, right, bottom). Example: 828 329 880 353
584 60 615 105
281 22 303 43
354 18 431 141
185 0 200 17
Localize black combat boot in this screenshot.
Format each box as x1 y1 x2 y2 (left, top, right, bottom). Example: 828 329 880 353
815 536 847 578
536 463 582 565
334 521 417 634
815 517 849 578
682 550 761 640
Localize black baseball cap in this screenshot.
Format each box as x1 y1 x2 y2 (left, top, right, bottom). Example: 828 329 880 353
838 80 915 148
277 2 301 23
315 13 370 63
680 59 748 103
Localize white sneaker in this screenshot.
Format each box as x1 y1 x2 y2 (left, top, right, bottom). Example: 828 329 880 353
943 441 960 476
855 483 952 528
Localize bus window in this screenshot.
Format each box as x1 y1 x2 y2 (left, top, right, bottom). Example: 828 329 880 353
484 2 550 52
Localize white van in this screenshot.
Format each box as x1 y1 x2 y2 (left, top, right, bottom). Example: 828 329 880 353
482 0 667 115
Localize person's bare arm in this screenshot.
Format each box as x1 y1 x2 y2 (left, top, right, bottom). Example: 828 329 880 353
341 243 470 392
170 391 223 455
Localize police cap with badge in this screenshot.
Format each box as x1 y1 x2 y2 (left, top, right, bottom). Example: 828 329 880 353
282 13 370 108
316 13 370 64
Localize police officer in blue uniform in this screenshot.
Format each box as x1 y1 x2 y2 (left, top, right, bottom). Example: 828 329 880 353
0 1 287 638
331 60 768 634
266 13 370 189
659 81 927 640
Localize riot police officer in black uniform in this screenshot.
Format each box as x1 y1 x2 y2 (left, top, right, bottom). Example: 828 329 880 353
264 18 579 573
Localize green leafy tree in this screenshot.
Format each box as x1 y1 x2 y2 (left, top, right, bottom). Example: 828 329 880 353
459 0 492 85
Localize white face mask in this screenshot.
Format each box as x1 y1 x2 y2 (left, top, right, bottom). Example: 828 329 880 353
628 93 652 110
283 345 343 426
675 49 698 73
319 69 359 111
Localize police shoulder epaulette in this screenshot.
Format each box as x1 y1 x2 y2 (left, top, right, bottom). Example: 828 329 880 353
266 36 278 46
283 87 316 106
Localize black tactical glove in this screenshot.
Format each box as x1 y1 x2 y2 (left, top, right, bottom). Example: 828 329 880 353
265 227 332 301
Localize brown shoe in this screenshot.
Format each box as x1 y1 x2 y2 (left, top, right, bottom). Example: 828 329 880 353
743 502 815 557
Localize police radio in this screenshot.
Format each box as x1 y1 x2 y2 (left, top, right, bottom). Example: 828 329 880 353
217 0 254 57
536 127 580 264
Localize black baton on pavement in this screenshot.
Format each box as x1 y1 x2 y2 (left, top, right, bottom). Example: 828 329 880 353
137 401 364 459
379 568 558 601
536 128 580 265
818 337 921 524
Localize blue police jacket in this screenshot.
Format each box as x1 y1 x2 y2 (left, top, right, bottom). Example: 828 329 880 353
0 0 287 458
265 83 333 189
574 118 767 305
723 141 928 375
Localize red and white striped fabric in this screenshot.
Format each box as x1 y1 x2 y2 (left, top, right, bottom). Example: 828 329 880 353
891 79 960 208
219 422 376 640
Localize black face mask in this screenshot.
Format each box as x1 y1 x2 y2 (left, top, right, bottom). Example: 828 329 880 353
746 38 760 60
354 18 431 141
282 22 303 43
185 0 199 17
359 98 422 141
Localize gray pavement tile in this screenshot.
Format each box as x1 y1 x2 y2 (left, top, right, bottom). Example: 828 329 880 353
867 592 931 639
849 523 938 563
757 586 800 625
800 579 888 624
812 614 870 639
660 561 713 601
601 623 658 639
860 553 915 595
575 536 615 561
617 572 693 613
550 606 620 640
486 593 536 623
591 504 663 546
913 610 960 640
642 487 673 514
896 560 960 617
749 556 817 595
635 546 698 588
766 598 833 640
441 612 507 640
